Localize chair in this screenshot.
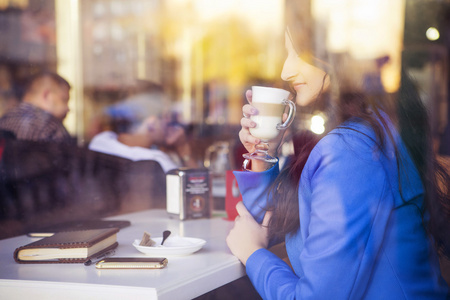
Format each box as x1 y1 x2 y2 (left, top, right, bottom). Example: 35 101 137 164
0 139 167 239
0 130 17 220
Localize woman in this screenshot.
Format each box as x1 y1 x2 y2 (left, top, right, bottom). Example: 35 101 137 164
226 26 450 300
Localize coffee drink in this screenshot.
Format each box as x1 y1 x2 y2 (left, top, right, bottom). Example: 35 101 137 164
249 86 292 141
249 102 285 141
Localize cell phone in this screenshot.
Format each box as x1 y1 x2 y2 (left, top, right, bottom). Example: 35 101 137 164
95 257 168 269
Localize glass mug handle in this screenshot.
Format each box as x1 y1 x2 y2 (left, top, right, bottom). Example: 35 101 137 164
276 99 296 130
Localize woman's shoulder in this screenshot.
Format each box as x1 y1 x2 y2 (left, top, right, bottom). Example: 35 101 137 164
305 117 391 173
333 118 378 141
318 118 380 153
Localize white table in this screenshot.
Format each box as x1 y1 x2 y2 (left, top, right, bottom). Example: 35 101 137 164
0 209 245 300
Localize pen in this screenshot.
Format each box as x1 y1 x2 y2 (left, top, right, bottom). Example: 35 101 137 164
84 249 116 266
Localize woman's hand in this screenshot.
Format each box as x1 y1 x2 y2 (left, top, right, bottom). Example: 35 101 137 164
239 90 261 154
226 201 272 265
239 89 288 171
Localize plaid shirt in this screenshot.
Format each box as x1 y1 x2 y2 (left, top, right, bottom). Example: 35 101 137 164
0 103 72 142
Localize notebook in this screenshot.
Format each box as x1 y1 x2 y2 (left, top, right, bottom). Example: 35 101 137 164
14 228 119 264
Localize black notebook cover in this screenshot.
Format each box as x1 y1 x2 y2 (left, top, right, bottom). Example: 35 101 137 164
14 228 119 264
27 220 131 237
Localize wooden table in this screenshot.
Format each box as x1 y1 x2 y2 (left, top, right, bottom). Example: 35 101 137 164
0 209 245 299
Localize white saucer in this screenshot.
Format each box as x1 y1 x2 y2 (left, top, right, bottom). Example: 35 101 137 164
132 236 206 256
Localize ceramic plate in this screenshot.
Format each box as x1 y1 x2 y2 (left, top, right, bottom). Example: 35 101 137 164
132 236 206 256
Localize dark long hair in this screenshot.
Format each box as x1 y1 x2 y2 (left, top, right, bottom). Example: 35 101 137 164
397 69 450 256
266 69 450 254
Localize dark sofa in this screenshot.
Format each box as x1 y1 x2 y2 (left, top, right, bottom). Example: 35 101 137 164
0 133 166 239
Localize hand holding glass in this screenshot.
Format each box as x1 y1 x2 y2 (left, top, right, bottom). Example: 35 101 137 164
243 86 296 169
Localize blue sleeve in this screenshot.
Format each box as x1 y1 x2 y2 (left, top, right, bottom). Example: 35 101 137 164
245 130 394 299
233 163 280 224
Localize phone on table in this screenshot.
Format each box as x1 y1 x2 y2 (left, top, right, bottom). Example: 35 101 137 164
95 257 168 269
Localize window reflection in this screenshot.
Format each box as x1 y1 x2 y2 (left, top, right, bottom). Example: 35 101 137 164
0 0 448 241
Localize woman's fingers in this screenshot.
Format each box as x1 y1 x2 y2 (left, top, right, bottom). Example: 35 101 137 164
235 201 251 217
245 89 253 103
236 201 272 228
242 104 256 118
240 116 255 128
239 89 262 151
239 128 260 146
262 210 272 227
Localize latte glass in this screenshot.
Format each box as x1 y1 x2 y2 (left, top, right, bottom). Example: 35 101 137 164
243 86 296 169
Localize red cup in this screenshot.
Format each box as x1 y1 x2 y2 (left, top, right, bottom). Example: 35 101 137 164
225 170 242 220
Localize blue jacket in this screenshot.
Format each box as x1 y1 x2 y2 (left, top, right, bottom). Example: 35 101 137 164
234 117 448 299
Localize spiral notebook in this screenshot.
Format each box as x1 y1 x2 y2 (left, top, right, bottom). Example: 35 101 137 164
14 228 119 264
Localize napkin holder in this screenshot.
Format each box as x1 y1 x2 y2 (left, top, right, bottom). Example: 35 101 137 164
166 168 212 220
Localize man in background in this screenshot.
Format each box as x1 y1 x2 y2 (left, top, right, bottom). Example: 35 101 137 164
0 71 72 142
89 106 198 173
89 80 198 173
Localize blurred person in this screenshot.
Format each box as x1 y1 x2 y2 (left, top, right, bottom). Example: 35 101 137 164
0 65 19 117
115 80 167 123
226 11 450 300
89 102 198 173
0 71 72 142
